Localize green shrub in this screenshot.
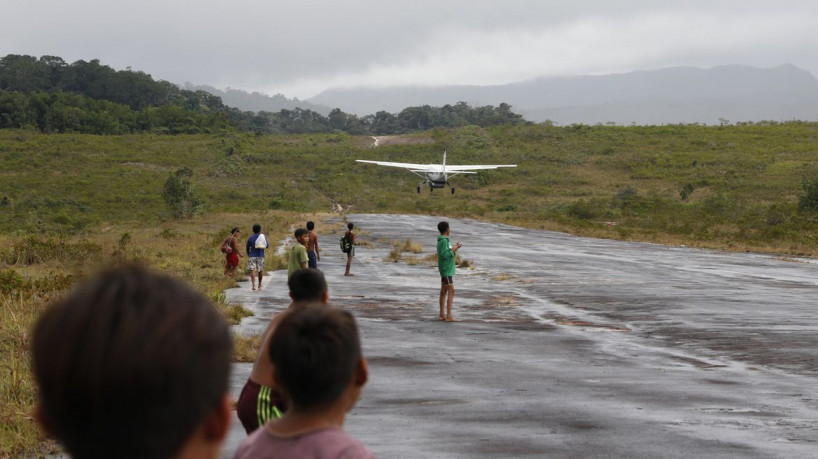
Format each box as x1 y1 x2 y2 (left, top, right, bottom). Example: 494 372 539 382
567 199 598 220
0 270 27 295
798 175 818 213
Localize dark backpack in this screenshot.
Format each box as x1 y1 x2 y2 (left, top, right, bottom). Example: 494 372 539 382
340 234 352 253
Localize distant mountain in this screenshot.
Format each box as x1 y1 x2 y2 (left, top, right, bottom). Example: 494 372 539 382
183 83 332 116
307 64 818 125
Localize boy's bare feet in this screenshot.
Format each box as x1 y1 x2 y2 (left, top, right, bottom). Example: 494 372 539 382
344 273 355 276
438 315 446 321
445 316 459 322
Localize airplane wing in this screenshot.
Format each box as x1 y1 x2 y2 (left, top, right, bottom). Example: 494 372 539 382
356 160 435 172
444 164 516 171
356 160 516 171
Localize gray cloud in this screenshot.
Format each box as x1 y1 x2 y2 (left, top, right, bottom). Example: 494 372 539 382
2 0 817 99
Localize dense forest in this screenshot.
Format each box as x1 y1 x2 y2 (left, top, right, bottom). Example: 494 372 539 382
0 55 526 135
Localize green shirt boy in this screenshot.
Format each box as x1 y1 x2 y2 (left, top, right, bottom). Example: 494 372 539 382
288 229 310 278
436 221 462 322
437 234 456 277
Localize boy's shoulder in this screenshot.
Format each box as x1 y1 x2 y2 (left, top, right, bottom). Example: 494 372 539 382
236 427 374 459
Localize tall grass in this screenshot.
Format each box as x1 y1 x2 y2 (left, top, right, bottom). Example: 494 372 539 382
4 123 818 254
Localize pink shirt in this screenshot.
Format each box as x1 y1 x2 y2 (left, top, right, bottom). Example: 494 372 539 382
233 426 375 459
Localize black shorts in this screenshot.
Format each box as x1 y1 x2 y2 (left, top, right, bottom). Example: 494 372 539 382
441 276 454 285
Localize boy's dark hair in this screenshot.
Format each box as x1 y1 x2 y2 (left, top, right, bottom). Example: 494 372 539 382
32 264 232 459
231 227 239 235
269 304 361 409
437 221 449 234
347 222 354 230
253 223 261 234
294 228 308 238
306 221 315 230
287 268 328 302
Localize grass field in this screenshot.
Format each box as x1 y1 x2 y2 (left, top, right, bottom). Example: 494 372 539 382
2 121 818 454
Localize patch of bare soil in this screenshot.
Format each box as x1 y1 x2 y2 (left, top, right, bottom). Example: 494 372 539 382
370 135 434 147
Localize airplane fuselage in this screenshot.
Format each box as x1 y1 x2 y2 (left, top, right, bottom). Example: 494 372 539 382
426 171 447 188
426 171 446 181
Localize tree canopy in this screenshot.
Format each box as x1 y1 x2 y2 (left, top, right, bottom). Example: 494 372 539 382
0 54 527 135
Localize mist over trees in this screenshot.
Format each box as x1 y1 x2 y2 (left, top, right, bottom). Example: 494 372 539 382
0 55 526 135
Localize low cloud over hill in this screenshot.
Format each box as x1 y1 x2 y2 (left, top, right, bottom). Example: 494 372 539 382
307 64 818 125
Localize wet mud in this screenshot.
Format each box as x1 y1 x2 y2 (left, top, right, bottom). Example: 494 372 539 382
223 214 818 458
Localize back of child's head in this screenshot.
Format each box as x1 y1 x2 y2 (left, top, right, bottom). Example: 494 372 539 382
253 223 261 234
437 221 449 234
306 221 315 230
294 228 308 238
347 222 354 230
287 268 328 303
32 264 232 459
269 303 361 409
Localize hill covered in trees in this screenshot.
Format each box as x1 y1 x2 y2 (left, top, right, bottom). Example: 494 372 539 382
0 55 526 135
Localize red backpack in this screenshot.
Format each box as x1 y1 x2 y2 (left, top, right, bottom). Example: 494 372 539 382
220 237 233 254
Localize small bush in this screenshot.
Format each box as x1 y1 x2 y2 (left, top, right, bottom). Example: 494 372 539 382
680 183 695 202
567 199 599 220
0 270 27 295
385 247 402 263
798 175 818 213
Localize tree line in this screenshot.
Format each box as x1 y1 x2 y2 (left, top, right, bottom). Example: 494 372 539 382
0 55 526 135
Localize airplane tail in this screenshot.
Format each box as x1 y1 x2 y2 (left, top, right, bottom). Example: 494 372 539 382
442 150 446 173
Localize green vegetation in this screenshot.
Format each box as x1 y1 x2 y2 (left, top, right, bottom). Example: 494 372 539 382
4 120 818 455
0 55 526 135
2 122 818 253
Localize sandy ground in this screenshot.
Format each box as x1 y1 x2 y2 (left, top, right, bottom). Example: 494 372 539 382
223 214 818 458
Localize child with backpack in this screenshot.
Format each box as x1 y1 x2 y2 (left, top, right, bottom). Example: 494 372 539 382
342 223 357 276
222 228 243 277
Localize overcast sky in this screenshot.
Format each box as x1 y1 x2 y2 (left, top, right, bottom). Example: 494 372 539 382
3 0 818 99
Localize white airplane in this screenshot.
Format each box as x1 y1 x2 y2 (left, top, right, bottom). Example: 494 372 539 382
356 151 516 194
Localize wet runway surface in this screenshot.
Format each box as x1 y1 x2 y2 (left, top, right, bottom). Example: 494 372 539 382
223 214 818 458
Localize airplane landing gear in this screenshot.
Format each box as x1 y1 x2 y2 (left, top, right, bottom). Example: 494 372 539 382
417 186 421 194
451 187 455 194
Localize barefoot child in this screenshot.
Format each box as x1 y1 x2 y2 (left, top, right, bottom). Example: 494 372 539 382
246 224 269 290
437 221 462 322
343 222 357 276
233 303 374 459
306 221 320 268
